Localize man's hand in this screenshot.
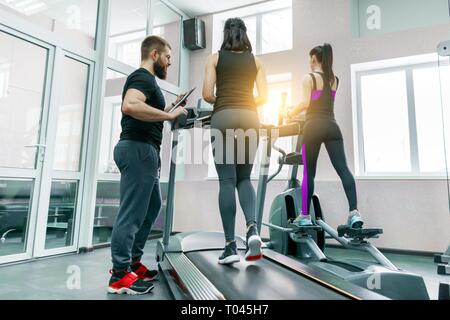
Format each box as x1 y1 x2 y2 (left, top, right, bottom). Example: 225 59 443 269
174 93 188 108
169 106 188 121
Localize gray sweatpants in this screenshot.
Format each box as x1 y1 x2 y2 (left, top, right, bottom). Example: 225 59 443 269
111 140 162 271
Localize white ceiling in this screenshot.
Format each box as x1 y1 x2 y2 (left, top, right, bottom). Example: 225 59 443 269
167 0 269 17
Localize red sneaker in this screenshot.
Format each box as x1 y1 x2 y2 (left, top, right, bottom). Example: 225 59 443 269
108 270 154 295
131 262 159 281
245 225 263 262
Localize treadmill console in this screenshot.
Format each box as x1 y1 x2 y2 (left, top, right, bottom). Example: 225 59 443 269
172 99 212 131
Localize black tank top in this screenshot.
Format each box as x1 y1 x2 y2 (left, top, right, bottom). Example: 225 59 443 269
306 72 339 121
214 50 258 113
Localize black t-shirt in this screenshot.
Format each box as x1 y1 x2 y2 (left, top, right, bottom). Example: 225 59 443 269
120 68 166 150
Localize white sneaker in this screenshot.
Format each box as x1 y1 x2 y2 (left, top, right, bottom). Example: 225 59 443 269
347 210 364 229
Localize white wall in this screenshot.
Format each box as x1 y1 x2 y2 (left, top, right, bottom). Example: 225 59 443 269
172 0 450 253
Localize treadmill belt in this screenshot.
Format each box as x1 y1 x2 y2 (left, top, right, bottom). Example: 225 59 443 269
187 251 348 300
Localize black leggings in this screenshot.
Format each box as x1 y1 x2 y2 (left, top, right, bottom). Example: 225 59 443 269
210 109 260 243
301 118 357 215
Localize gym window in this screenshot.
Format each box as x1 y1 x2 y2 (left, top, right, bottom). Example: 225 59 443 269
207 73 294 180
108 26 166 69
109 29 147 69
352 53 450 178
212 0 293 56
0 63 8 99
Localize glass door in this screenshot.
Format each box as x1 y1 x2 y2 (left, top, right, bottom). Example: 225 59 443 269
0 25 94 263
33 50 93 257
0 28 54 264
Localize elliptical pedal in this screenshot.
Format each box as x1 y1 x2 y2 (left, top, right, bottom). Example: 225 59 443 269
287 220 322 234
337 225 383 241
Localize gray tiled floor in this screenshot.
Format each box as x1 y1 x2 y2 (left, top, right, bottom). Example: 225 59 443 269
0 240 448 300
0 241 172 300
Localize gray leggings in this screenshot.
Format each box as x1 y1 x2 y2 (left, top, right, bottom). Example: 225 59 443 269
302 118 357 214
210 109 260 243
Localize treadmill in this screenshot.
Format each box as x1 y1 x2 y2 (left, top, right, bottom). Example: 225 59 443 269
156 103 387 300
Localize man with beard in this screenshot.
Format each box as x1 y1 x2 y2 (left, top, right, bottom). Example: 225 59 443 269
108 36 188 295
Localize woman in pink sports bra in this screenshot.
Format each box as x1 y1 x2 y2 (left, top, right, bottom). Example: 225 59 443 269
284 43 363 229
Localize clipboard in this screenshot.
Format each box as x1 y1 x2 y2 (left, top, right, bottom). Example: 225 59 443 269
169 87 196 113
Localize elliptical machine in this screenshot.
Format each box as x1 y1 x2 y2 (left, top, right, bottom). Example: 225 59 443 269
262 95 430 300
435 245 450 275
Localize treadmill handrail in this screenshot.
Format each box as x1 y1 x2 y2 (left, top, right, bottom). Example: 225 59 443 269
255 122 304 232
267 144 286 183
263 222 295 233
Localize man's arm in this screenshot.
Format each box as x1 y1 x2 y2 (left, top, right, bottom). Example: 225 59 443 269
164 103 175 113
122 89 175 122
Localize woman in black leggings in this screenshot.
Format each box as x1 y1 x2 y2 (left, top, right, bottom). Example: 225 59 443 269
202 18 268 264
284 43 363 229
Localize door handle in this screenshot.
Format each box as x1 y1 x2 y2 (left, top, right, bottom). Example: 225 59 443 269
25 144 47 163
25 144 47 149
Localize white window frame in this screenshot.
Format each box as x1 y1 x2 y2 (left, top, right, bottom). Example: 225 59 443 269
152 26 165 37
351 53 449 180
108 28 147 68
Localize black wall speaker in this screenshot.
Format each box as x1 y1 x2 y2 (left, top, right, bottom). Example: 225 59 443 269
183 18 206 50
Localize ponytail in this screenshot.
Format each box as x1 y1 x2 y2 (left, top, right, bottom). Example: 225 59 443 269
321 43 335 85
310 43 335 85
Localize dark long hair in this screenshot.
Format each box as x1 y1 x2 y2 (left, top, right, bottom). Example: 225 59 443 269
221 18 253 53
310 43 335 85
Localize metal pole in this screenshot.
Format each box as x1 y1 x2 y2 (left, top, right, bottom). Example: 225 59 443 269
77 0 110 249
316 219 350 247
363 245 399 271
163 130 179 247
316 219 398 271
256 135 272 234
262 222 295 233
288 134 302 189
437 41 450 213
